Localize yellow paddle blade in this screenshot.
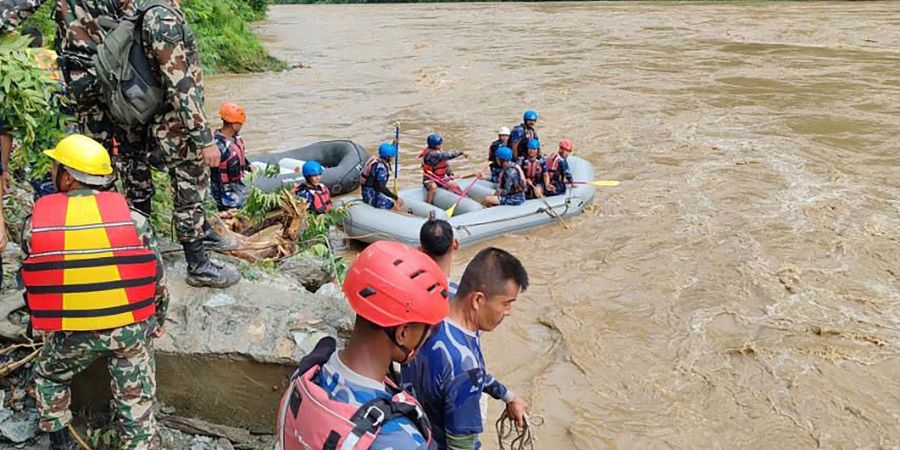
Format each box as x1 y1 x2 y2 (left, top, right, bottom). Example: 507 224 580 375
446 204 457 218
591 180 620 187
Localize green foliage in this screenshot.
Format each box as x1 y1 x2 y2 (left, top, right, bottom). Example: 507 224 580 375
150 169 176 239
0 34 70 180
183 0 286 73
299 205 349 281
239 184 288 226
21 1 55 48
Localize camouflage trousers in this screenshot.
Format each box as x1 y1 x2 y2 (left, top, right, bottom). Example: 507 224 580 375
33 319 160 450
77 110 209 243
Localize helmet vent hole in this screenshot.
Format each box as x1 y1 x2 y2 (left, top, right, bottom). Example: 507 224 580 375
393 259 403 266
359 287 377 298
409 269 425 279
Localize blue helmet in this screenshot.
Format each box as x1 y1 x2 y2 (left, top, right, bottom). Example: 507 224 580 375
496 146 514 162
523 110 538 122
302 160 324 177
378 142 397 158
527 138 540 150
427 134 443 148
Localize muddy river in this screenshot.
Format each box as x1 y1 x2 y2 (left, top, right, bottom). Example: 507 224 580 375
204 3 899 448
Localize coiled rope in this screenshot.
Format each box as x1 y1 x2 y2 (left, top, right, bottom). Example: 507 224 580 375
496 411 544 450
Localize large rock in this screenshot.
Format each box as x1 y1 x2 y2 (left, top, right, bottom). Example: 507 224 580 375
278 254 334 292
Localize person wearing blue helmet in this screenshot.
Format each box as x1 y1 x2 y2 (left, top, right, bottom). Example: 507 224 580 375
485 146 526 207
518 139 547 199
360 142 404 210
294 161 333 215
508 109 540 160
419 134 468 205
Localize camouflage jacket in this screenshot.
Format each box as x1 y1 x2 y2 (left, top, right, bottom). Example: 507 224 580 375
20 189 170 325
1 0 214 149
141 2 214 149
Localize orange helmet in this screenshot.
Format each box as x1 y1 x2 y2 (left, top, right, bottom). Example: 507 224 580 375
219 102 246 124
342 241 449 328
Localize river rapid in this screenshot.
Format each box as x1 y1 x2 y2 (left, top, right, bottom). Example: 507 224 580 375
204 3 899 448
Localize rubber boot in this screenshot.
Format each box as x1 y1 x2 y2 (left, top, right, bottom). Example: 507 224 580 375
49 429 77 450
132 198 151 217
183 239 240 289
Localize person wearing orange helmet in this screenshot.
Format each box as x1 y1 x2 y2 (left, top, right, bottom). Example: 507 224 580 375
276 241 449 450
211 102 251 211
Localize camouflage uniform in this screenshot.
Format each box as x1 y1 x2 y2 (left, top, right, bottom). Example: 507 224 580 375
0 0 155 211
1 0 213 243
140 2 215 242
21 189 168 450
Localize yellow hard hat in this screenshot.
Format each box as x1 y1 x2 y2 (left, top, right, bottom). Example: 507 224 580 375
44 134 113 176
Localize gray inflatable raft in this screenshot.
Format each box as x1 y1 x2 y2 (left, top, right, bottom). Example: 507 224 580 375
336 156 596 248
250 140 368 195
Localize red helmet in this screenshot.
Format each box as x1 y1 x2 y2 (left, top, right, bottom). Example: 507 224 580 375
343 241 449 327
559 139 574 151
219 102 246 124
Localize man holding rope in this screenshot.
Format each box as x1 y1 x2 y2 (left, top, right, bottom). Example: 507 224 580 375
402 247 530 450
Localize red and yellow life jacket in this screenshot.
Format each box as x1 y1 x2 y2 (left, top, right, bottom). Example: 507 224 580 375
419 148 450 179
20 192 158 332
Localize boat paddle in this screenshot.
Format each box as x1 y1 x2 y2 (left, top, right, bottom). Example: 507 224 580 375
393 122 400 195
446 164 490 217
536 189 570 230
423 170 464 196
573 180 620 187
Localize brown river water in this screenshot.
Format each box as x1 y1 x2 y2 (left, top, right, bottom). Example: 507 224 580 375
204 3 899 448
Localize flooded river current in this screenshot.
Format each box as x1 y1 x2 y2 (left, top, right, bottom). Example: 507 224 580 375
204 3 899 448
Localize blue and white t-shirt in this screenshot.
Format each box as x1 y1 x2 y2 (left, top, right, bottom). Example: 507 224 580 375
401 319 513 450
316 352 429 449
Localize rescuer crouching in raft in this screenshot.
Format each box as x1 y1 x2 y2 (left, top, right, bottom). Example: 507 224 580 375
276 241 449 449
484 147 526 207
293 161 333 215
20 135 168 450
211 102 252 211
360 142 404 211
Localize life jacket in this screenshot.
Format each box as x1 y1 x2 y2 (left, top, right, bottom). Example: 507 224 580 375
20 192 158 332
295 183 332 215
546 152 563 175
498 164 526 195
488 141 503 170
215 134 247 184
277 337 432 450
93 0 184 127
521 157 544 183
358 155 387 188
419 148 450 179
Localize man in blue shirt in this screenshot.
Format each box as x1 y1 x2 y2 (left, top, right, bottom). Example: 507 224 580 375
402 247 530 450
508 110 539 160
418 218 459 298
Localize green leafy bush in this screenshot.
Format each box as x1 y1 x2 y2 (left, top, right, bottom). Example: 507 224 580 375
0 33 69 180
183 0 285 73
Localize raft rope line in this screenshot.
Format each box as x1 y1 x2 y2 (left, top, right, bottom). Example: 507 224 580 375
495 411 545 450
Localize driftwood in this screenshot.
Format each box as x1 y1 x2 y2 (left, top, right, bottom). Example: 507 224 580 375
211 191 307 262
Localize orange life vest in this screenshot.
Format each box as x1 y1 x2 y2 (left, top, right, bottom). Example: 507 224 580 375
217 135 247 184
20 192 158 332
521 157 544 182
419 148 450 179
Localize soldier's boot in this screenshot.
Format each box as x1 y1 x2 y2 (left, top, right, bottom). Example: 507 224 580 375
49 429 77 450
200 221 239 251
183 240 240 289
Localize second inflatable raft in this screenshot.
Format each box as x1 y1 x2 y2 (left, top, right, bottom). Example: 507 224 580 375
336 156 596 248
